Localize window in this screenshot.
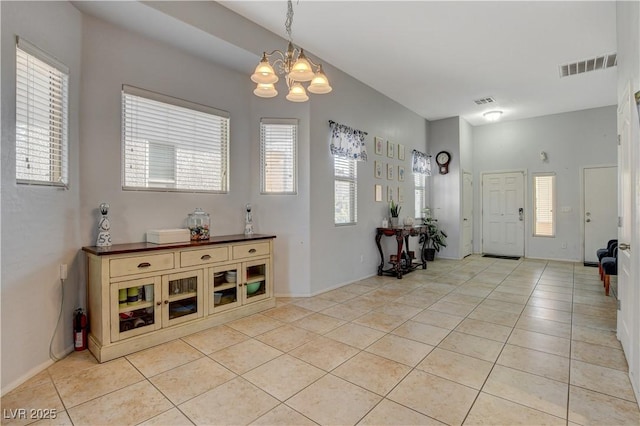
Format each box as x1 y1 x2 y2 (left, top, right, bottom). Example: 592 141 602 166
121 85 229 192
16 37 69 186
334 157 357 224
414 172 426 217
533 173 555 237
260 118 297 194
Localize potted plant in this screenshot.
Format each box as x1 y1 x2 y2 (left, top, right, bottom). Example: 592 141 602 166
389 200 401 227
420 216 447 261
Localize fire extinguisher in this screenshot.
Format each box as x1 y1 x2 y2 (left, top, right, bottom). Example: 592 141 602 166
74 308 87 351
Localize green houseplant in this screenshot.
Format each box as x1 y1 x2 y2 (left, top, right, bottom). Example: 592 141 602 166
420 216 448 261
389 200 401 227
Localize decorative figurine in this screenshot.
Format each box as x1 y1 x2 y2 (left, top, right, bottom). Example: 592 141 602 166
244 203 254 236
96 203 112 247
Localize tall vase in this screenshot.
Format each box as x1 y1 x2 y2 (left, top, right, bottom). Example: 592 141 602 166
390 217 399 227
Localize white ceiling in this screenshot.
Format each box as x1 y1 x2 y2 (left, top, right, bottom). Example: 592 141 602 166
75 1 619 126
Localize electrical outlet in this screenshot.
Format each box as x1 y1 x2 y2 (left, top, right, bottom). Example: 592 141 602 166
60 264 68 280
360 255 364 263
561 243 567 249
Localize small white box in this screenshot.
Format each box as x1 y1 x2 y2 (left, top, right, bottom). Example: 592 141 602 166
146 228 190 244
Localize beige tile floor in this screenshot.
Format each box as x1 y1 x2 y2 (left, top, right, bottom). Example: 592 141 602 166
3 255 640 425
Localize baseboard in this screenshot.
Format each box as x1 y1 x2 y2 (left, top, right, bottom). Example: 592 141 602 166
1 345 74 396
274 272 378 298
522 255 581 263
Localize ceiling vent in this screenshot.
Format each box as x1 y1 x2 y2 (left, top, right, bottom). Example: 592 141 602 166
474 97 495 105
559 53 617 78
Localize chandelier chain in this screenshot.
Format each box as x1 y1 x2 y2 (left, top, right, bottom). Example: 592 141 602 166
285 0 294 41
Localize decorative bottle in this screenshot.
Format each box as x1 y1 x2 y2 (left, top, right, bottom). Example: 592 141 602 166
244 204 254 236
96 203 112 247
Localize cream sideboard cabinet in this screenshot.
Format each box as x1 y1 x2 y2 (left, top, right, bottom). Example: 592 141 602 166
82 234 276 362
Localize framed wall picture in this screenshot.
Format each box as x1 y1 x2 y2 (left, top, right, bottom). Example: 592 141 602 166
374 137 383 155
398 144 405 160
387 185 393 202
374 160 383 179
398 165 405 182
398 186 405 203
375 184 383 202
387 163 394 180
387 140 394 158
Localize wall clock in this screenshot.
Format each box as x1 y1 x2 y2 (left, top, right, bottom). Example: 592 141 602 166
436 151 451 174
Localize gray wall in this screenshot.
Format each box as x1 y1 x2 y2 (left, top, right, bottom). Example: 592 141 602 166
0 1 429 391
472 106 618 261
428 117 462 259
0 0 623 394
79 15 253 245
616 0 639 99
1 1 83 392
308 70 428 295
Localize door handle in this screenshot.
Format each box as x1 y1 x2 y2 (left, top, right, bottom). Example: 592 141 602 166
619 243 631 251
518 208 524 221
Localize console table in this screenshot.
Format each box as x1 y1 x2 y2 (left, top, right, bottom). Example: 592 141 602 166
375 226 428 279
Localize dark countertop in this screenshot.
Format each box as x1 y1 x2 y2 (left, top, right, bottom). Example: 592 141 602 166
82 234 276 256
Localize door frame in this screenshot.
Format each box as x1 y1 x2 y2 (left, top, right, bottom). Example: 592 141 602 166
617 81 640 404
579 164 617 264
462 170 473 257
479 169 528 257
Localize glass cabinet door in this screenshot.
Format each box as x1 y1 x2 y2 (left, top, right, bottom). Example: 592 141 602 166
111 276 161 342
209 264 240 313
243 259 270 304
162 270 203 327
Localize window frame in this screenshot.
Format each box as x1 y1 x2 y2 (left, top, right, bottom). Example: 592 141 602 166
121 85 230 193
15 37 69 187
334 156 358 225
260 118 298 195
414 172 426 218
532 172 556 237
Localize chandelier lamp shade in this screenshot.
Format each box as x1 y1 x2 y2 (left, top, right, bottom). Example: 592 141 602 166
251 0 332 102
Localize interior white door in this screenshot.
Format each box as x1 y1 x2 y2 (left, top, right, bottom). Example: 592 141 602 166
482 172 525 257
462 172 473 257
583 166 618 264
616 82 637 399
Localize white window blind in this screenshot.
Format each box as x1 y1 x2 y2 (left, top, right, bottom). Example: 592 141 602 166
16 37 69 186
533 173 555 237
122 85 229 192
260 118 297 194
334 157 357 225
414 172 426 218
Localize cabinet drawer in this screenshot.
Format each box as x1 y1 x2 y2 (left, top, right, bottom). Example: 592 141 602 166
181 247 229 267
110 253 174 278
232 242 270 260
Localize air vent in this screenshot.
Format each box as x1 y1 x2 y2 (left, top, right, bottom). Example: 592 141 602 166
474 97 495 105
559 53 617 78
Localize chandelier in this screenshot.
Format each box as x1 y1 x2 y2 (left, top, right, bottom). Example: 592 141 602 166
251 0 332 102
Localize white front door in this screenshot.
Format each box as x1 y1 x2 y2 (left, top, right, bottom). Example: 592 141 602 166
617 82 639 401
462 172 473 257
482 171 525 257
583 166 618 264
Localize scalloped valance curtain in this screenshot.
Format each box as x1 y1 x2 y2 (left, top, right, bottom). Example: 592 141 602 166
412 149 432 176
328 120 368 161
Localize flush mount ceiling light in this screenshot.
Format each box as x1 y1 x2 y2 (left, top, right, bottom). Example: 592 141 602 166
483 110 503 122
251 0 332 102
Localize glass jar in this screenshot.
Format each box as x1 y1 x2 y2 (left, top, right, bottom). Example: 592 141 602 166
187 208 210 240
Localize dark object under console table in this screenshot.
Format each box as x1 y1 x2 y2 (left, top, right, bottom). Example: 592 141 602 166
375 226 428 279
